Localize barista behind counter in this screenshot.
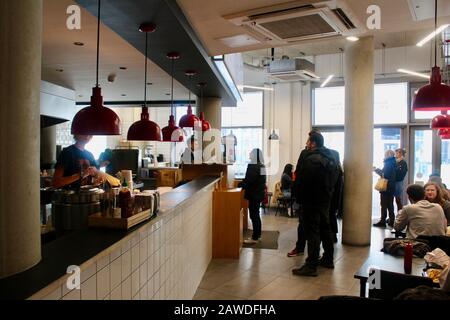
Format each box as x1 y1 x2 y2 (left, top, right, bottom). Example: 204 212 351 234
52 135 120 189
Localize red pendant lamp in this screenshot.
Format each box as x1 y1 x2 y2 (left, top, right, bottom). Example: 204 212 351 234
198 82 211 132
199 112 211 132
412 0 450 112
431 111 450 129
178 70 200 129
439 129 450 139
127 23 161 141
162 52 184 142
71 0 121 136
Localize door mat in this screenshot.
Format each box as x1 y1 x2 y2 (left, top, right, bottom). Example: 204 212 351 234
243 230 280 250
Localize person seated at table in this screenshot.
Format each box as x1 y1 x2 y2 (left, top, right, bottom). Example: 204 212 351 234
428 173 450 201
424 182 450 226
394 184 447 239
280 163 293 198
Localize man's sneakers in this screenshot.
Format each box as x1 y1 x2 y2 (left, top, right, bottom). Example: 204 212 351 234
292 265 318 277
287 248 304 257
244 238 261 245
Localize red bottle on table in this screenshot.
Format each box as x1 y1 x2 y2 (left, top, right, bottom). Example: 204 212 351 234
404 242 413 274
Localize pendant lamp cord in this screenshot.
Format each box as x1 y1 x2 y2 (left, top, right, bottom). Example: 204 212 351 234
96 0 101 87
435 0 438 67
171 59 174 116
144 32 148 108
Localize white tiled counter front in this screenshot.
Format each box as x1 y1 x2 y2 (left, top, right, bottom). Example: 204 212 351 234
29 180 216 300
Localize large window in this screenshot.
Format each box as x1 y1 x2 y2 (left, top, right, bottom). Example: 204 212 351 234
222 92 263 127
313 83 408 126
222 92 264 177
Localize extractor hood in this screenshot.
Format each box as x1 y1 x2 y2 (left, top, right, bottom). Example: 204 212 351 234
40 81 77 128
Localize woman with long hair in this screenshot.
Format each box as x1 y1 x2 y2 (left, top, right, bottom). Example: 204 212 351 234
424 182 450 226
238 148 267 244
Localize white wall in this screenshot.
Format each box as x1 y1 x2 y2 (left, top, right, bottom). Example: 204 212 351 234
263 82 311 193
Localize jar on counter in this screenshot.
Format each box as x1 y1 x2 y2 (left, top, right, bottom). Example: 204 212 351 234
119 181 132 218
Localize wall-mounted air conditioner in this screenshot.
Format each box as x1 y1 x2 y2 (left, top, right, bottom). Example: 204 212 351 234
224 0 364 45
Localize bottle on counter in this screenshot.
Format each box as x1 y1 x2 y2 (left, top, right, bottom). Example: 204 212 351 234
404 242 413 274
119 180 132 219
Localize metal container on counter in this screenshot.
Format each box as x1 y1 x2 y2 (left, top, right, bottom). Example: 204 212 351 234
141 190 160 216
51 188 104 232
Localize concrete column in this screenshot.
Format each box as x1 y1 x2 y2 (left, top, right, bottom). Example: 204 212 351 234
342 36 374 246
199 97 221 130
0 0 42 278
199 97 222 163
40 126 57 166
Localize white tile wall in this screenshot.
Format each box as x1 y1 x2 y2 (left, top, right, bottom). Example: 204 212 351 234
110 256 122 291
121 250 131 281
38 183 215 300
97 265 110 300
62 289 80 300
81 274 97 300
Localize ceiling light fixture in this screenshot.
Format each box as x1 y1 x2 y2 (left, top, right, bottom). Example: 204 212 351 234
346 36 359 42
439 128 450 139
413 0 450 112
268 82 279 141
238 85 274 91
431 111 450 129
416 24 449 47
179 70 200 129
71 0 121 136
197 82 211 132
162 52 184 142
127 22 162 142
397 68 431 79
320 75 334 88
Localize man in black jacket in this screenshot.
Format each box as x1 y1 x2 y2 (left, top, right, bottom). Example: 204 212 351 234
292 132 340 277
288 131 342 257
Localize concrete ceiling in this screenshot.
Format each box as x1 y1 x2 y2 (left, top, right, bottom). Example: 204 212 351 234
43 0 450 102
43 0 189 103
177 0 450 56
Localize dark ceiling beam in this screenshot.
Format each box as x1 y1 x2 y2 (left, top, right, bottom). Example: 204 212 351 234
76 100 196 106
75 0 237 106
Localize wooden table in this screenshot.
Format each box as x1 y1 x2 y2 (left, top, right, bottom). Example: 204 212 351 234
354 252 428 297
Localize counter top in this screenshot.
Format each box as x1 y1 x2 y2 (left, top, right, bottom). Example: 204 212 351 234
0 176 219 300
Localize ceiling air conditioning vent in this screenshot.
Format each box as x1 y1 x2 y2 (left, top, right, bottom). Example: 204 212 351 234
225 1 364 45
268 58 319 82
332 8 356 29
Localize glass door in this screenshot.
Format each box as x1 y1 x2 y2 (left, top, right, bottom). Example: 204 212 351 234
411 128 433 185
441 138 450 187
372 128 402 218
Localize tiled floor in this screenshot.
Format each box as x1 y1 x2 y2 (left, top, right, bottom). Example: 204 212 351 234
194 209 393 300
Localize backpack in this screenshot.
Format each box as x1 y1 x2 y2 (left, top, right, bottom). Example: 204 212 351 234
301 149 341 202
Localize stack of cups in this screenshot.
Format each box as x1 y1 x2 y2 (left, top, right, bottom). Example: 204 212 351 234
121 170 134 191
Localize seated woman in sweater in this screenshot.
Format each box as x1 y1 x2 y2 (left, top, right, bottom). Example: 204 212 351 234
424 182 450 226
280 164 293 198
